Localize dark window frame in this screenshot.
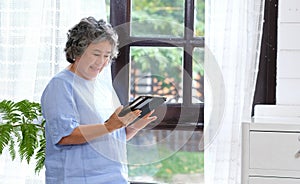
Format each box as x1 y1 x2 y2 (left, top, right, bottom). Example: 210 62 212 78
109 0 204 131
253 0 277 113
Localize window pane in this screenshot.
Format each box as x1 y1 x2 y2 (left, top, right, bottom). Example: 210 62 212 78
105 0 110 21
130 0 184 37
192 48 204 103
128 129 204 183
194 0 205 37
130 47 183 103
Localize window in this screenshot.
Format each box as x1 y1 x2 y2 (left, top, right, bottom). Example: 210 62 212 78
109 0 204 183
108 0 276 183
253 0 277 112
110 0 204 130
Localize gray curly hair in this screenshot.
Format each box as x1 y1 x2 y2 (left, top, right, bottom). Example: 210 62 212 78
64 17 119 63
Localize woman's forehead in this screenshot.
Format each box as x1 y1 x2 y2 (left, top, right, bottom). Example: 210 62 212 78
88 40 112 52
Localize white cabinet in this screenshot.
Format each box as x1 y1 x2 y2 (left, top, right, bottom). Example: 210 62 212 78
242 122 300 184
249 177 300 184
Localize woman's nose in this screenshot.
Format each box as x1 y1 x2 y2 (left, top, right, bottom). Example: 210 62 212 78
96 57 105 64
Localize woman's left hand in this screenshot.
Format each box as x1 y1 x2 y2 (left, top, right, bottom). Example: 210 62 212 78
129 110 157 131
126 110 158 140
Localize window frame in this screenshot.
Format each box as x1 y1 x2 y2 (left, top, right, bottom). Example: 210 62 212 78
108 0 278 129
109 0 204 130
253 0 277 113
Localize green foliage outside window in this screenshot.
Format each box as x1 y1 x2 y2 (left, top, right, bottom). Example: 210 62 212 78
129 151 204 182
130 0 205 95
131 47 183 88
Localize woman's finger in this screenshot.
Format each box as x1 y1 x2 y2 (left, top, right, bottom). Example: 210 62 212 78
143 110 155 119
121 110 141 125
114 105 124 115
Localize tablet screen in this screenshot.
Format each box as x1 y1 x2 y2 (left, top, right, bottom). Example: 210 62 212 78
134 98 152 109
119 96 166 117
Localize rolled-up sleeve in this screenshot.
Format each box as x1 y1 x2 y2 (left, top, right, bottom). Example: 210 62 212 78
47 116 79 145
41 78 80 146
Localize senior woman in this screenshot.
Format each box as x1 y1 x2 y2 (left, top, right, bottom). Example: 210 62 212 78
41 16 157 184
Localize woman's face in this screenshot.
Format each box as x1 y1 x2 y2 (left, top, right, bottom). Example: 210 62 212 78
72 40 112 80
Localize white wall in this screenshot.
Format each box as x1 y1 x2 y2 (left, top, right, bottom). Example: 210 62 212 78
277 0 300 105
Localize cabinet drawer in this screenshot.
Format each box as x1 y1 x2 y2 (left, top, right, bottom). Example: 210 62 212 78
249 177 300 184
250 131 300 171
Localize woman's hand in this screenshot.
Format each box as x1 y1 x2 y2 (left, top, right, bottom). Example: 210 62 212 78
126 110 157 140
130 110 157 130
105 106 141 132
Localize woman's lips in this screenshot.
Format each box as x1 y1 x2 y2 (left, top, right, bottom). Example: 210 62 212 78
90 65 101 72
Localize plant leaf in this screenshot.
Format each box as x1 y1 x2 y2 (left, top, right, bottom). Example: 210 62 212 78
0 124 13 154
9 139 16 160
0 100 20 124
16 100 39 122
0 99 46 174
35 138 45 174
19 124 39 164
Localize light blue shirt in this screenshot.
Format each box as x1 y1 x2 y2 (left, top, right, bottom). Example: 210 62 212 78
41 69 128 184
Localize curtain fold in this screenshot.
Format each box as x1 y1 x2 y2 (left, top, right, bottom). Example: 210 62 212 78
0 0 107 183
204 0 265 183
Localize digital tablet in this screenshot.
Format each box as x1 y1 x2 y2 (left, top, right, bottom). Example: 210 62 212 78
118 96 166 118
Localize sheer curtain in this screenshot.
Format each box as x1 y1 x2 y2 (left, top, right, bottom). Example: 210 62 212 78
204 0 265 183
0 0 107 183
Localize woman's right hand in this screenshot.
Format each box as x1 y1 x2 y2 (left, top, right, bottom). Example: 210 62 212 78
104 106 141 132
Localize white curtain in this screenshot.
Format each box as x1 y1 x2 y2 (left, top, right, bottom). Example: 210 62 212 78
204 0 265 183
0 0 107 183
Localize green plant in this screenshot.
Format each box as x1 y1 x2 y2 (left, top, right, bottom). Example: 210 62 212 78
0 99 45 174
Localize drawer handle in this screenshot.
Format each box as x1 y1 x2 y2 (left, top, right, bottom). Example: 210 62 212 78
295 150 300 158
